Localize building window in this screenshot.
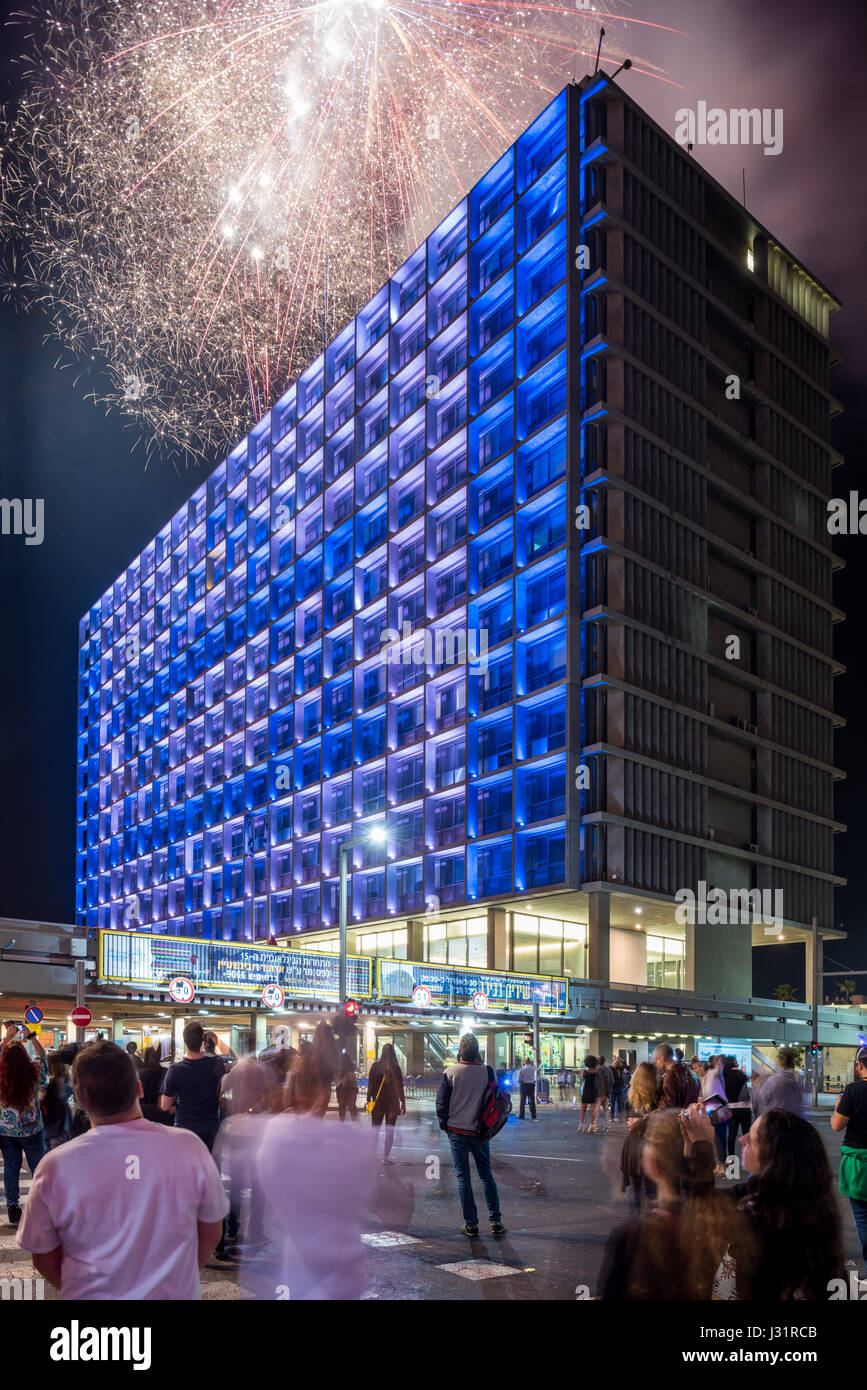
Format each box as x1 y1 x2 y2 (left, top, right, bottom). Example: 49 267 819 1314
646 935 684 990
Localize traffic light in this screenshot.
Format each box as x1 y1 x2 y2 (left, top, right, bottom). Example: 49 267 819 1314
809 1041 822 1057
523 1032 533 1049
336 998 360 1044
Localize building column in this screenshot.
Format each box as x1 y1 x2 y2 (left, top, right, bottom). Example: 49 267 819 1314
590 1029 614 1061
483 1029 498 1069
111 1017 124 1045
363 1019 377 1074
253 1013 268 1053
587 891 610 982
407 918 424 963
487 908 507 971
805 929 824 1007
406 1030 425 1073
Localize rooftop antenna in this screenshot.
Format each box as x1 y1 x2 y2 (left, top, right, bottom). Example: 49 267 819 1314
610 57 632 81
593 26 605 75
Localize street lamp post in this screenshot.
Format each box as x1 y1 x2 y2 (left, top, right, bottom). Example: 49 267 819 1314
338 824 387 1012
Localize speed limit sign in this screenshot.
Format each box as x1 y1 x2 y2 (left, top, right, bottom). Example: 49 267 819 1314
412 986 432 1007
262 984 285 1009
472 991 489 1012
168 976 195 1004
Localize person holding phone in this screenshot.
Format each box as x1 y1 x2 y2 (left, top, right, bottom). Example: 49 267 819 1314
0 1024 48 1224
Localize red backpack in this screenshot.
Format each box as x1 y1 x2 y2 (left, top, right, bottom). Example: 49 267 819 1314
478 1066 512 1140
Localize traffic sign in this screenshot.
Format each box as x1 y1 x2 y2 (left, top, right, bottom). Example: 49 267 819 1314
472 991 489 1012
262 984 285 1009
168 976 195 1004
24 1005 43 1025
70 1006 92 1028
412 986 432 1007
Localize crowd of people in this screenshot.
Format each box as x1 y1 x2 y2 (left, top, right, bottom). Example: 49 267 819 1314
0 1015 864 1302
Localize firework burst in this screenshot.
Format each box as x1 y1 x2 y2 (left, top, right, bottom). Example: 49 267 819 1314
0 0 682 461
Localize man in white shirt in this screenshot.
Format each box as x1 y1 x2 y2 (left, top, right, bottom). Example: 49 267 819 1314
17 1040 227 1300
518 1058 537 1121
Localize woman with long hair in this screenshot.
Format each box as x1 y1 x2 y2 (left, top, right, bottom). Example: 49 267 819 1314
620 1061 660 1215
0 1033 48 1224
577 1054 598 1133
139 1045 172 1125
600 1107 744 1299
41 1056 72 1148
335 1054 359 1121
715 1108 844 1300
366 1042 406 1165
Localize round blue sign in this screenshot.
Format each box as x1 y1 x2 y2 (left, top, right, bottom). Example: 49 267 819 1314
25 1005 43 1025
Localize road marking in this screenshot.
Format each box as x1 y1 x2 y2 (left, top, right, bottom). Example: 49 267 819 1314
437 1260 523 1281
361 1231 422 1248
394 1146 587 1164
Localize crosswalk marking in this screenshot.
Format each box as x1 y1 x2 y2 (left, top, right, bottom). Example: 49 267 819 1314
361 1231 422 1248
436 1260 524 1280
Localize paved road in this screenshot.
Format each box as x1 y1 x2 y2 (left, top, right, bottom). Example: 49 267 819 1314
1 1103 862 1301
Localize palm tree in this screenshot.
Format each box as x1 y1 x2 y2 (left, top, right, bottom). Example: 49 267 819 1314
839 978 857 1004
773 983 798 1002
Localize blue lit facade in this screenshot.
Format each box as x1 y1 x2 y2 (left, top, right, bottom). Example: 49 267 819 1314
76 87 595 943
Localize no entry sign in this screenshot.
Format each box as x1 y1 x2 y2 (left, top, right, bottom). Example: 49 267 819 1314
70 1005 92 1028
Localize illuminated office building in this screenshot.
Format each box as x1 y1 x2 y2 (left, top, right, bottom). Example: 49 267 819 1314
76 75 844 1024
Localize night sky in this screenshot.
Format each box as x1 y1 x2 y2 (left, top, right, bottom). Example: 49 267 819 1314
1 0 864 1002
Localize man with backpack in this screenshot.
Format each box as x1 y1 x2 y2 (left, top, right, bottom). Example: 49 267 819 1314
437 1034 507 1238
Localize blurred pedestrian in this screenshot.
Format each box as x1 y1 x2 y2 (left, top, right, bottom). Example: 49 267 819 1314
41 1057 72 1148
709 1107 844 1299
578 1054 598 1133
652 1042 699 1110
125 1041 143 1071
366 1043 406 1165
557 1068 567 1101
599 1107 741 1299
16 1041 227 1299
139 1046 172 1125
214 1057 272 1255
609 1059 627 1122
751 1048 803 1118
254 1051 376 1299
830 1046 867 1275
437 1032 506 1237
722 1056 751 1157
335 1055 359 1121
0 1027 48 1224
596 1054 614 1132
620 1061 658 1215
698 1058 730 1168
